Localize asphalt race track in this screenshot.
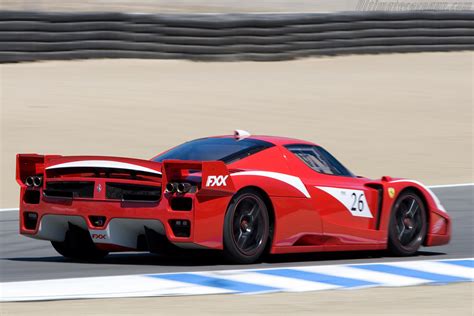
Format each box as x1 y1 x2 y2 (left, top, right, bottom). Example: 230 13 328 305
0 186 472 283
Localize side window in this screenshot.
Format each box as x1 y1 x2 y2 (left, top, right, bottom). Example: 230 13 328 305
286 145 354 177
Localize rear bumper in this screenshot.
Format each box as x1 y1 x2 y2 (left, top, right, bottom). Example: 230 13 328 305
19 188 229 251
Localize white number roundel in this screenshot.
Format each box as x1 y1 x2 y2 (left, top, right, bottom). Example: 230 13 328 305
316 186 373 218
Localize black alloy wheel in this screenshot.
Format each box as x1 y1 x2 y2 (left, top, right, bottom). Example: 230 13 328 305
223 189 270 264
388 191 427 256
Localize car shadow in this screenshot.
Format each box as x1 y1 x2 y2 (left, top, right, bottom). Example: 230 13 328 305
5 249 447 267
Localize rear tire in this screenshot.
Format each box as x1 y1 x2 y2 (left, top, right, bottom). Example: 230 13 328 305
388 191 427 256
223 189 270 264
51 227 108 261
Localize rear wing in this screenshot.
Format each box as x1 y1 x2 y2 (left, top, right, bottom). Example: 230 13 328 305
16 154 163 187
162 160 235 196
17 155 235 196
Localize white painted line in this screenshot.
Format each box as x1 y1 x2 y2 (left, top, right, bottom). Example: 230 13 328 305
0 208 18 213
0 274 232 302
428 183 474 189
201 270 339 292
296 265 430 287
388 261 474 280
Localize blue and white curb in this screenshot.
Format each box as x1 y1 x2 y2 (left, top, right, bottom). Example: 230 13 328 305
1 258 472 301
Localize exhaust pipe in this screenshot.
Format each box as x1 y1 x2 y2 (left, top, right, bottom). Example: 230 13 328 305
33 176 43 187
165 182 177 193
177 183 191 194
25 176 34 187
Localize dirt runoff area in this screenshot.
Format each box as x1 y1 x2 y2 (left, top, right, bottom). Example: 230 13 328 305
0 0 397 13
1 52 473 208
1 283 472 315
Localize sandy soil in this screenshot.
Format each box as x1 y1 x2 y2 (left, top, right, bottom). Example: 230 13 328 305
1 0 471 13
0 0 406 13
0 52 473 208
1 283 473 315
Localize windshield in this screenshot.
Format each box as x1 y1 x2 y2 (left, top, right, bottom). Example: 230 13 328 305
153 137 274 163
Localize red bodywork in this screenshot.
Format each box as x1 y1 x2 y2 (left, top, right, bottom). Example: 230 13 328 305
16 135 450 254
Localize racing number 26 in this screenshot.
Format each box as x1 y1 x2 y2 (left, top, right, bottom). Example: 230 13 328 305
351 193 364 212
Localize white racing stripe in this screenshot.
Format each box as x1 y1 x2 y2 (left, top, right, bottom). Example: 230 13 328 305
231 171 311 198
46 160 162 175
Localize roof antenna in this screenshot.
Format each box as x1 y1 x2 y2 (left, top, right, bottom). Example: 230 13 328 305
234 129 251 140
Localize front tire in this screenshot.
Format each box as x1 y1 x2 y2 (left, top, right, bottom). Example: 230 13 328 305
223 189 270 264
388 191 427 256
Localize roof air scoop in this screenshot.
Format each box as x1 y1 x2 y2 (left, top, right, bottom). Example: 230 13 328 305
234 129 251 141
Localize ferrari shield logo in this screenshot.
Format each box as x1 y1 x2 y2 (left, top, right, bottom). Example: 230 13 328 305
388 187 395 198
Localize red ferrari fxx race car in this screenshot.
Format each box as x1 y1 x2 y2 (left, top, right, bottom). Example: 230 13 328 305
16 130 450 263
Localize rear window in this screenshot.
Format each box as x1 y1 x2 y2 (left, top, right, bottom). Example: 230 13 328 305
285 144 354 177
153 137 274 163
